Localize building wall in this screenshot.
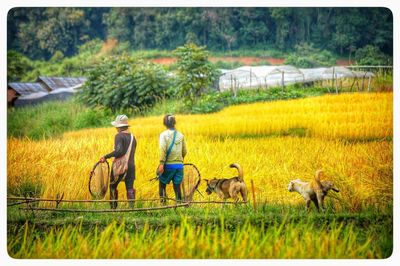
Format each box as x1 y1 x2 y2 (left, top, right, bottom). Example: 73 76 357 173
7 89 18 106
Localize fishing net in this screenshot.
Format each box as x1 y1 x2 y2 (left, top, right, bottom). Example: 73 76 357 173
181 163 201 202
88 161 110 199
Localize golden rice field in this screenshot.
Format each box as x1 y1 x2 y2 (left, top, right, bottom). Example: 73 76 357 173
7 92 393 259
7 92 393 210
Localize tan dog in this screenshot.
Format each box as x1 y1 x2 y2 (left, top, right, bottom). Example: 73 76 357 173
204 163 248 202
288 170 339 212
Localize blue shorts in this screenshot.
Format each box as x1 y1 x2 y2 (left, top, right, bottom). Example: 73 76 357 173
159 168 184 185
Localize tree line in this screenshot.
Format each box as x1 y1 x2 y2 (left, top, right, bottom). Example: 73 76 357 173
8 7 392 60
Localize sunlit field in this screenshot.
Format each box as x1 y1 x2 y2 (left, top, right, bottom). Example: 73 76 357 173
7 92 393 258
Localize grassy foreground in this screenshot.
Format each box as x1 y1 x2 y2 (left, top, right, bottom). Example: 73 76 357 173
7 205 392 259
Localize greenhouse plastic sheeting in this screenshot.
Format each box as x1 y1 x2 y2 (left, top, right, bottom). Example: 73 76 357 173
218 65 374 91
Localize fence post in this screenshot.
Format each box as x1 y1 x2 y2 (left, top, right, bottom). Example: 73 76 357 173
230 74 233 94
250 68 252 88
251 179 256 211
335 73 339 94
281 70 285 90
332 67 335 92
367 76 371 92
233 77 237 98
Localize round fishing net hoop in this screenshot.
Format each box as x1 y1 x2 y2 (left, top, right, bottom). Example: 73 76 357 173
181 163 201 202
88 161 110 199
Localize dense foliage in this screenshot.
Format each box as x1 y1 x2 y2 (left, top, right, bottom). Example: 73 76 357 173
285 43 336 68
77 55 171 112
174 43 220 101
7 51 33 82
7 39 104 82
354 45 392 66
8 7 392 60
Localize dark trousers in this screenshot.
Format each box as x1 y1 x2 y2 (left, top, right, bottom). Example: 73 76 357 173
159 182 182 204
110 168 135 209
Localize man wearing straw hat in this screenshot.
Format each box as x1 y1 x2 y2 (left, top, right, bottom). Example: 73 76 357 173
100 115 137 209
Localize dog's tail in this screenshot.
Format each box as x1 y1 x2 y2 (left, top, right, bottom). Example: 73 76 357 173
230 163 243 181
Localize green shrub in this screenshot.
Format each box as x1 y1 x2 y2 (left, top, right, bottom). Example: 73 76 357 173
77 55 172 112
355 45 392 66
190 93 224 114
285 43 336 68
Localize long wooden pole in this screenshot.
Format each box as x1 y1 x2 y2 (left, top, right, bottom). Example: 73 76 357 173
20 203 190 213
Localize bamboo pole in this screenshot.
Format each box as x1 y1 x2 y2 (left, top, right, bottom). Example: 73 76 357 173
20 203 190 213
8 196 174 203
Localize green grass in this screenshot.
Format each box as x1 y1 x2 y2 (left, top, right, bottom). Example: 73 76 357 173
7 99 113 140
7 204 392 259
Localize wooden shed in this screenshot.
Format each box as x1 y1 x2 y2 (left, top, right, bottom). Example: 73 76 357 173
7 82 48 107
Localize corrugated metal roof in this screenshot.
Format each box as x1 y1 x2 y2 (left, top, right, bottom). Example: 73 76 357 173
8 82 48 95
37 76 87 90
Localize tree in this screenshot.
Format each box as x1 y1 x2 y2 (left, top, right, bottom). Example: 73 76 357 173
7 51 33 82
7 7 393 60
173 43 219 101
9 7 108 59
354 45 391 66
270 8 292 50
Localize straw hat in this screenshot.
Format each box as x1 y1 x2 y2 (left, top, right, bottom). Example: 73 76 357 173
111 114 129 128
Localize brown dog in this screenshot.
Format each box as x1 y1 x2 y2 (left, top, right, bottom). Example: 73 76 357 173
204 163 248 202
288 170 339 212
